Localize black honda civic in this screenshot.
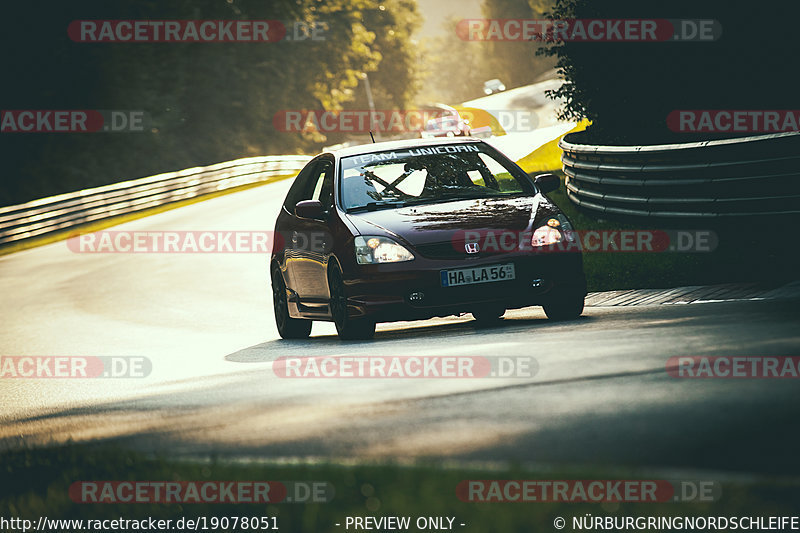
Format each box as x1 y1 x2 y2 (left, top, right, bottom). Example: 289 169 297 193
271 137 586 340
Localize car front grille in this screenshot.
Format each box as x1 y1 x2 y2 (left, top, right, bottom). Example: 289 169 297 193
414 240 513 259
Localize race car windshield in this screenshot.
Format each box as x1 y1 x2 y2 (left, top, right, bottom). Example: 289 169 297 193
340 144 533 211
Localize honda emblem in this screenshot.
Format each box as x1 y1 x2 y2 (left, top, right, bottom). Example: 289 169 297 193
465 242 479 254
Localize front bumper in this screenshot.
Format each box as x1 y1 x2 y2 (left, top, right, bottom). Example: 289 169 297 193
343 251 586 322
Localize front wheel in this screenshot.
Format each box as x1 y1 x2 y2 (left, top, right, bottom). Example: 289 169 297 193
272 268 312 339
542 289 585 321
328 265 375 340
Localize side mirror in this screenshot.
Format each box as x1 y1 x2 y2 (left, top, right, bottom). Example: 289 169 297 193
534 173 560 194
295 200 325 220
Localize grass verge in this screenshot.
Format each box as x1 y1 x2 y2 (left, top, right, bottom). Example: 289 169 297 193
1 444 797 532
543 171 799 292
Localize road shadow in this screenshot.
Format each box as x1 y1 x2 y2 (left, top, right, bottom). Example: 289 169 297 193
225 314 594 363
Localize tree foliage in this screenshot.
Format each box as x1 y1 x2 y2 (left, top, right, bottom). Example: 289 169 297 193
540 0 800 142
480 0 554 90
419 0 555 106
0 0 420 206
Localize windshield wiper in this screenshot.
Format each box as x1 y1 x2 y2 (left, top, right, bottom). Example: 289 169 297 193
431 190 506 202
347 192 513 212
347 201 407 213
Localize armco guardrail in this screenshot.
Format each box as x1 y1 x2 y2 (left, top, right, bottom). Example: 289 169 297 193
0 155 311 246
560 130 800 220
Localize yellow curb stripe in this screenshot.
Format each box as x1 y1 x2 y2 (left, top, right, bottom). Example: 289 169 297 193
516 120 591 173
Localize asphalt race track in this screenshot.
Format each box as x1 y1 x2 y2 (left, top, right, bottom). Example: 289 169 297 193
2 179 800 479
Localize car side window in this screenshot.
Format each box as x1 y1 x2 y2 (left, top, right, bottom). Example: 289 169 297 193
311 160 334 210
283 160 319 214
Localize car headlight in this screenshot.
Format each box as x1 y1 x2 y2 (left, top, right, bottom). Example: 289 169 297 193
355 236 415 264
531 217 567 247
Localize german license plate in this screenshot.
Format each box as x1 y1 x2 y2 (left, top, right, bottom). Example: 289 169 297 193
440 263 515 287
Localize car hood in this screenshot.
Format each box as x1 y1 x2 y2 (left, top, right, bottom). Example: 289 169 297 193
345 195 562 247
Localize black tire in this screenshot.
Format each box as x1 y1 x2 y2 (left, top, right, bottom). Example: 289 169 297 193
328 265 375 340
271 268 312 339
542 289 585 321
472 306 505 324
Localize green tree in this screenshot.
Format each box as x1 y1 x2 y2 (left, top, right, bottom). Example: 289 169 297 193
418 17 495 105
0 0 421 205
539 0 800 142
480 0 555 89
416 0 556 107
